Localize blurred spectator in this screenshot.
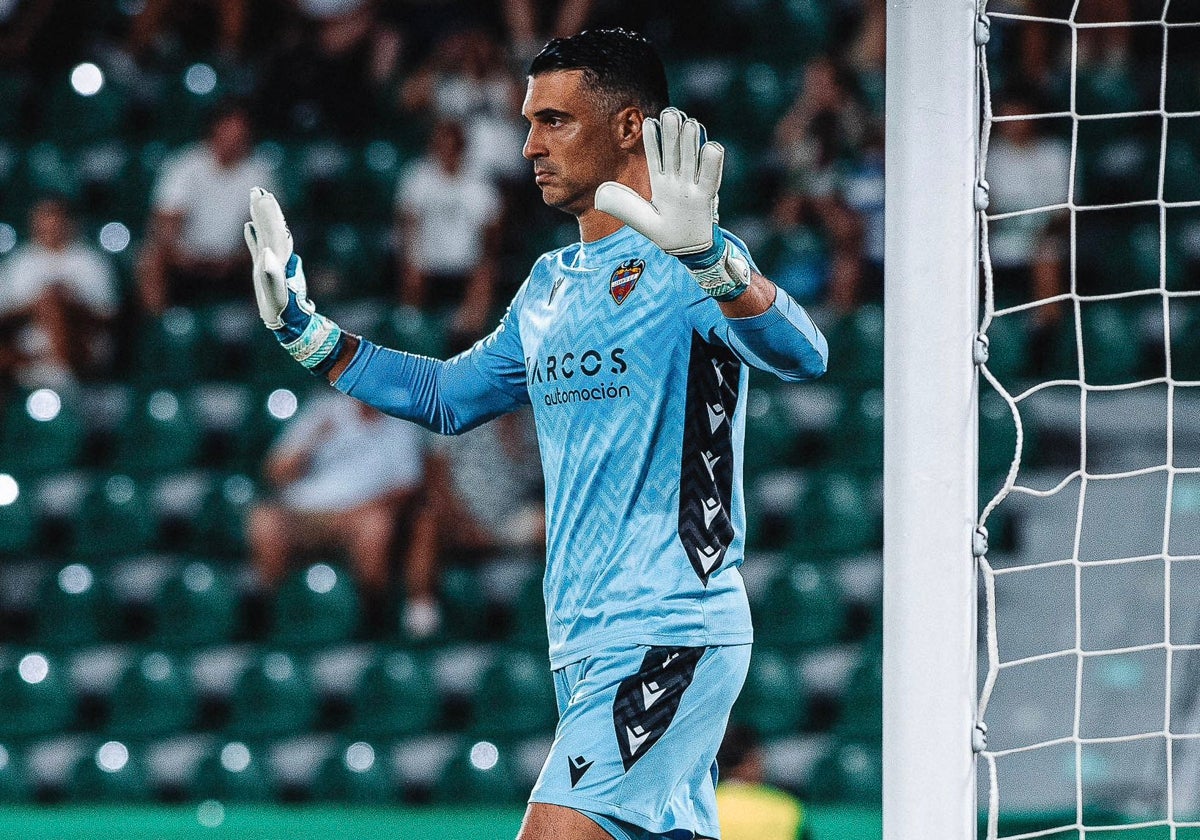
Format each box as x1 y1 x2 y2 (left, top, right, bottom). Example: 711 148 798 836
838 119 884 304
716 724 811 840
398 27 526 182
984 93 1069 322
501 0 595 66
0 197 118 388
247 393 426 605
256 0 403 137
847 0 884 114
394 118 502 350
136 103 274 313
125 0 248 64
773 55 867 201
402 409 543 638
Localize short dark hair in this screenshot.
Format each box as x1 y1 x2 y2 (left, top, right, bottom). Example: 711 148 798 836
529 28 670 118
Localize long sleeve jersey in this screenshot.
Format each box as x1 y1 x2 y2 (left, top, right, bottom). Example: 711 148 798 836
334 225 827 668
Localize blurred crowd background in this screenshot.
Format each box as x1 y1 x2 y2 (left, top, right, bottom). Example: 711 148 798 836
0 0 1195 818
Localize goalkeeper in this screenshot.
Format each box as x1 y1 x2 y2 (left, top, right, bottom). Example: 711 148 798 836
245 28 827 840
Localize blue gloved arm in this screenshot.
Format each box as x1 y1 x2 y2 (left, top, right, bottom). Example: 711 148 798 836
332 338 529 435
722 284 828 382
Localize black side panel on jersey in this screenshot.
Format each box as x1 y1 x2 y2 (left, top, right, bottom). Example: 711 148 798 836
611 645 706 772
677 331 740 585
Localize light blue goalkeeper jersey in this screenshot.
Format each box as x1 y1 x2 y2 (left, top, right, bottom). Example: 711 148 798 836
334 225 827 668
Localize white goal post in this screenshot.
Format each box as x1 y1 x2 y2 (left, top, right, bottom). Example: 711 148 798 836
883 1 981 839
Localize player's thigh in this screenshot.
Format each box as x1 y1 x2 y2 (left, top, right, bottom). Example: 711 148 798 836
516 802 615 840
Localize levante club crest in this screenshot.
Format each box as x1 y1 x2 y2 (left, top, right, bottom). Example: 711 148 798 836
609 259 645 305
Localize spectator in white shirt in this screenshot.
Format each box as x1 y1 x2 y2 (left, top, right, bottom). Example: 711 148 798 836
0 197 118 387
247 393 426 606
394 119 502 352
136 103 275 313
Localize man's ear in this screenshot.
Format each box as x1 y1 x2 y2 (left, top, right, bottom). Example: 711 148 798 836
614 106 644 152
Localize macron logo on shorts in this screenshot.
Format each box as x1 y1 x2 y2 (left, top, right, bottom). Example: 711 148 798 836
568 755 593 788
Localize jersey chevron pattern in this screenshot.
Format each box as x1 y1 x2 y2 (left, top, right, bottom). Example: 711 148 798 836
513 226 759 667
336 224 827 668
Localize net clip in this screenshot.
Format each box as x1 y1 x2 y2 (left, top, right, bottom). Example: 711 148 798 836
973 333 990 366
973 526 989 558
972 722 988 753
975 180 990 211
975 14 991 46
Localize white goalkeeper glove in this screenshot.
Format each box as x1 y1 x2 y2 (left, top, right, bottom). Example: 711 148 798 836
594 107 751 301
244 187 345 374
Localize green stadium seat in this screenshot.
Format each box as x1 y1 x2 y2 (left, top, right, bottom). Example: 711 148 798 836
473 648 557 738
154 561 237 647
0 486 36 556
270 562 361 647
192 740 276 802
72 474 157 558
1063 303 1143 386
42 75 128 148
375 306 446 360
348 650 438 739
0 387 87 475
115 390 203 475
131 309 212 389
106 652 195 739
35 563 110 648
192 473 257 554
316 740 397 804
838 647 882 741
68 740 152 802
978 390 1020 479
0 745 31 802
1075 65 1141 117
228 651 316 739
312 224 387 298
20 140 80 199
0 652 75 739
829 389 883 473
730 648 806 736
728 63 793 139
743 387 796 477
508 572 547 650
825 304 884 387
754 563 844 649
153 64 227 145
794 472 880 557
807 740 882 803
982 315 1032 384
436 567 489 643
432 739 522 805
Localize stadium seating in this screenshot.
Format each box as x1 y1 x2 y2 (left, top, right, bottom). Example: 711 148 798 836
0 745 30 802
71 474 157 559
472 648 557 738
35 563 110 648
0 388 87 476
755 562 845 649
432 739 522 805
0 652 76 739
115 390 203 475
153 561 238 648
67 740 153 802
190 740 276 802
731 647 807 736
227 652 317 739
270 563 361 648
105 652 195 739
347 649 439 739
315 740 398 803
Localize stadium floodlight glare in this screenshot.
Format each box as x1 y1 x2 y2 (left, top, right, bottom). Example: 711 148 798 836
0 474 18 506
196 800 225 828
17 653 48 685
70 63 104 97
305 563 337 594
148 390 180 421
469 741 499 771
220 742 251 773
184 63 218 96
98 222 131 254
344 742 375 773
96 741 129 773
0 223 15 255
57 564 93 595
26 388 61 422
267 388 298 420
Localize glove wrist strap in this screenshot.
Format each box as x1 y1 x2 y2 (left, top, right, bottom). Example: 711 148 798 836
687 240 751 302
279 311 344 371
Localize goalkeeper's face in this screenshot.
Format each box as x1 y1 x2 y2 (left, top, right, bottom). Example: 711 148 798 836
522 70 635 217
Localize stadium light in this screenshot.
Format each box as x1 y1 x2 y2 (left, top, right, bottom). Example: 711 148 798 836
17 653 48 685
305 563 337 594
57 564 93 595
469 741 499 771
344 742 375 773
96 741 129 773
184 63 217 96
99 222 131 254
0 474 18 506
267 389 298 420
70 63 104 97
26 389 61 422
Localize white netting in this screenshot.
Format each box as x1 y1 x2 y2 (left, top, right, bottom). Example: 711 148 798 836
977 3 1200 838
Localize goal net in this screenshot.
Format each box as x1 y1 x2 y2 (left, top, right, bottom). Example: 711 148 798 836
975 2 1200 838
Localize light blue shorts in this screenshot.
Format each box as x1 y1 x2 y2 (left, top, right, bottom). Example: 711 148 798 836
528 643 752 840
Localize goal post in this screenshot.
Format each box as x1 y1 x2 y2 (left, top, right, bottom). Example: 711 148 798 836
883 1 981 838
